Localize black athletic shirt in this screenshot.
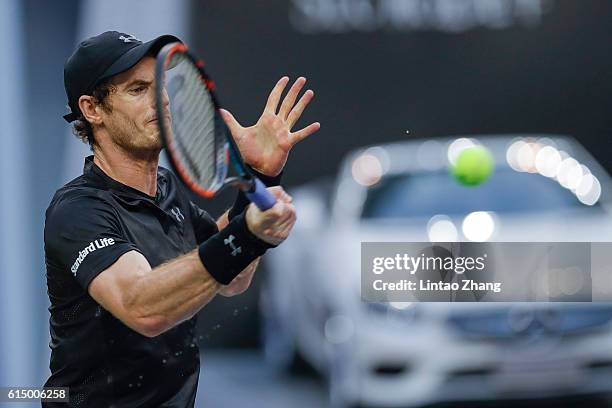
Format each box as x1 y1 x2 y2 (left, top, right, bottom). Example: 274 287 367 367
43 156 218 408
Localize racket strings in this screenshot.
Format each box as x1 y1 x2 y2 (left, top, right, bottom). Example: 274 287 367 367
172 59 216 183
165 54 225 190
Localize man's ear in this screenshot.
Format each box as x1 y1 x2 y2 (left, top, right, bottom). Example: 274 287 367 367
78 95 103 125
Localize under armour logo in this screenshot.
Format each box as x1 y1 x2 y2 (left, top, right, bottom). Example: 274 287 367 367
119 35 139 43
224 235 242 257
170 207 185 223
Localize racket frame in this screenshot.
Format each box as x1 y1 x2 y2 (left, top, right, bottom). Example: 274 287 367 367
155 42 258 198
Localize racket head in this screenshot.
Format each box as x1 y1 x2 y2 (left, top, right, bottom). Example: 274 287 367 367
155 42 229 198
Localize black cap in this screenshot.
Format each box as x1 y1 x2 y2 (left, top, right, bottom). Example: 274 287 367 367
63 31 181 123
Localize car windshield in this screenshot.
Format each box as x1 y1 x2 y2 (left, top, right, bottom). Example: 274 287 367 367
361 169 601 219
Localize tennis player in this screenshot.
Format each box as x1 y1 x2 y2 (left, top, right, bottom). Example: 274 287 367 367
43 31 320 407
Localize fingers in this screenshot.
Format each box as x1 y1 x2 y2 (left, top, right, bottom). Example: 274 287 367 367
263 203 296 243
263 201 294 230
278 77 306 120
271 201 296 225
219 109 243 138
267 186 293 203
264 77 290 114
246 192 296 245
276 206 297 233
287 89 315 129
289 122 321 145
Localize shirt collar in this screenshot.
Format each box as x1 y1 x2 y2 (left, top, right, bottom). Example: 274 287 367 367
83 155 165 202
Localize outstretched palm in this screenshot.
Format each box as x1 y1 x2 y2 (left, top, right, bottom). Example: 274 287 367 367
220 77 321 176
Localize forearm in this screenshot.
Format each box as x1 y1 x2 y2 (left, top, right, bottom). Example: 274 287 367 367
127 211 271 333
126 250 220 332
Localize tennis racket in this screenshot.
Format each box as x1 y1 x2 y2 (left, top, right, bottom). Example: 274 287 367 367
154 42 276 211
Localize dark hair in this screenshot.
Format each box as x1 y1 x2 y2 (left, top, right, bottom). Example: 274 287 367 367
72 80 115 149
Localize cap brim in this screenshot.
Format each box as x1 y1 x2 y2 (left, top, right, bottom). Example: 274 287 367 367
99 34 181 84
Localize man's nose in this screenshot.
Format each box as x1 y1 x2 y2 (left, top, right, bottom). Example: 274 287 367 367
162 87 170 107
153 82 170 108
160 86 170 108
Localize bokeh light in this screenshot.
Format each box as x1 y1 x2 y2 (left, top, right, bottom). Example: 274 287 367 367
535 145 562 177
352 153 383 186
447 138 476 166
427 215 459 242
462 211 496 242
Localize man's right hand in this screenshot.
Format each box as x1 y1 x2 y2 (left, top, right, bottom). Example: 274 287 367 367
245 186 296 246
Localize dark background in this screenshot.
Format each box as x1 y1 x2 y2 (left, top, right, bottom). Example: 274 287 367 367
189 0 612 347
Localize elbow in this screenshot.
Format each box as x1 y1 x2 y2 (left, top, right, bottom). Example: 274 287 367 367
133 315 171 338
121 277 170 337
134 314 197 338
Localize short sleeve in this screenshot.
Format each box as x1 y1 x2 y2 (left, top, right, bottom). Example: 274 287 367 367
188 201 219 244
44 194 140 290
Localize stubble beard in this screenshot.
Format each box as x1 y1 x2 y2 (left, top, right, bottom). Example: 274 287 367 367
109 113 162 160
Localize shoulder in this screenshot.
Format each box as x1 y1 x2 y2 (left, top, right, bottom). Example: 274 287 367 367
47 184 112 217
45 180 118 234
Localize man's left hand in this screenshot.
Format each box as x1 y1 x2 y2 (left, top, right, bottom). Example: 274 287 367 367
220 77 321 177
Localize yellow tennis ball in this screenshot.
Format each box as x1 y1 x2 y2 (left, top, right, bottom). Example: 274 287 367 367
451 146 494 186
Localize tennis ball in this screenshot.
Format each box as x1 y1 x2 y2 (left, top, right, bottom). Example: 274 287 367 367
451 145 494 186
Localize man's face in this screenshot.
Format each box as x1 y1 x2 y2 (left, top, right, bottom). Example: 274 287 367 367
99 56 170 155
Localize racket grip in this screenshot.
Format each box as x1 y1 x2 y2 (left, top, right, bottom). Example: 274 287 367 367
245 178 277 211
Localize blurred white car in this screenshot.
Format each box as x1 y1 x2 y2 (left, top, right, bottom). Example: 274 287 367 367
261 135 612 408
